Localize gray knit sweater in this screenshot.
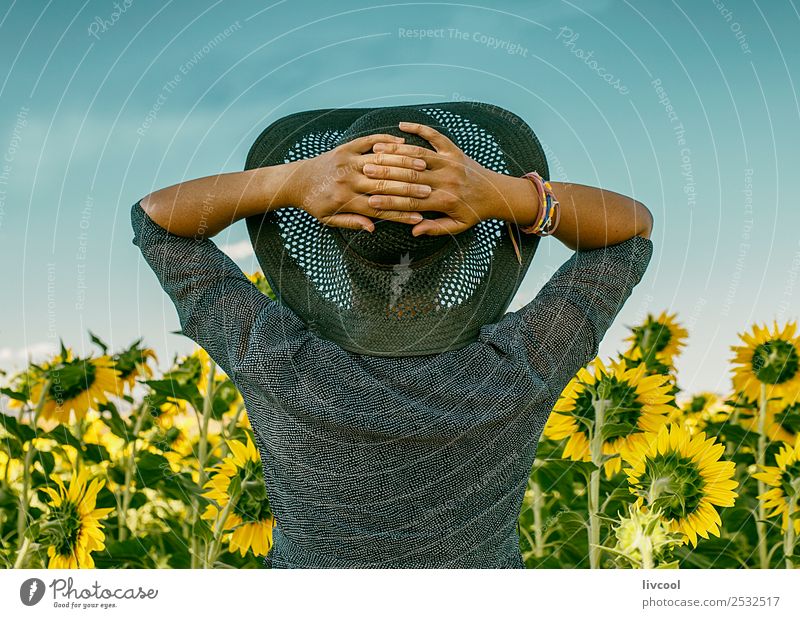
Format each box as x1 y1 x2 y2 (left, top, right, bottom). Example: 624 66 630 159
131 199 654 568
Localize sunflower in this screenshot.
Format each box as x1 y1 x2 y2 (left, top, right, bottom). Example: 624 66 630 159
41 467 115 568
245 270 277 300
112 340 157 392
192 347 242 415
28 348 122 424
201 435 274 557
622 422 739 547
157 396 188 418
675 391 732 435
609 502 683 568
731 393 800 445
731 321 800 406
3 366 40 412
142 352 201 418
231 408 253 432
0 450 23 484
765 396 800 445
544 357 675 478
82 409 126 458
624 311 688 367
752 435 800 536
147 411 198 472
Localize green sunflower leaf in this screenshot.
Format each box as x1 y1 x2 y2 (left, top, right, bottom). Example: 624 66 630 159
82 442 110 464
88 331 109 353
135 451 172 488
144 378 203 411
0 412 36 443
0 387 29 403
41 425 82 450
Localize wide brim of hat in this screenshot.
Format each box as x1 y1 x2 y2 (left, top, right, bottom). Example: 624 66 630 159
243 101 548 357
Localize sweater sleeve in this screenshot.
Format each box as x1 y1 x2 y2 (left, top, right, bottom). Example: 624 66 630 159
130 198 306 379
511 235 654 397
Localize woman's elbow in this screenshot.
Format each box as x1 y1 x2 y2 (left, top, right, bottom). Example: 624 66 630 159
635 201 653 239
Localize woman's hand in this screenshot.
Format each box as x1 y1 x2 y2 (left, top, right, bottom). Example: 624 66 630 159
293 133 433 232
365 121 535 236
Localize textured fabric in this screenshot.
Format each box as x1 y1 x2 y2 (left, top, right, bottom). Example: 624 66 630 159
131 199 654 569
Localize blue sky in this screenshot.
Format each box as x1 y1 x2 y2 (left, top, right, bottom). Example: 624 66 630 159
0 0 798 395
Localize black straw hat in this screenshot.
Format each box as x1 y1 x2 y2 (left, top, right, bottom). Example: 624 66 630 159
244 101 549 357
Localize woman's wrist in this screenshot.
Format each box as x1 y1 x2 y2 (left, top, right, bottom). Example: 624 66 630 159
258 159 306 213
487 173 542 227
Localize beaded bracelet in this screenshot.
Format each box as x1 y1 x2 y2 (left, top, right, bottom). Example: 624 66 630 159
521 171 560 236
506 171 562 264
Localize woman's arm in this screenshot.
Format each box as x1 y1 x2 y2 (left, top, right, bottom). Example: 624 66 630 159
498 177 654 251
140 132 432 238
363 122 654 250
140 163 302 239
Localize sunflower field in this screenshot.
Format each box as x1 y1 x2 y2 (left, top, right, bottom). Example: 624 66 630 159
1 272 799 569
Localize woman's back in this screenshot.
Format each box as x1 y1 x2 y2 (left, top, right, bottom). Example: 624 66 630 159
238 307 552 567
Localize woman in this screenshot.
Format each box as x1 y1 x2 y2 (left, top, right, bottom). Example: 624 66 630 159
131 102 653 568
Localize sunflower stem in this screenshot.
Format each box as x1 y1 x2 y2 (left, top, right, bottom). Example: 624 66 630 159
640 328 654 365
205 486 240 568
31 378 51 426
119 401 149 542
785 486 797 569
75 419 84 476
15 443 36 558
640 537 654 570
756 383 770 568
589 396 608 569
191 357 216 569
219 402 246 460
531 462 545 559
13 534 32 569
198 359 216 488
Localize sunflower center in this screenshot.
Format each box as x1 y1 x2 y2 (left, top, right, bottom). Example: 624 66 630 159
572 377 644 441
779 464 800 504
632 321 672 358
113 346 148 379
640 452 705 520
774 403 800 437
48 501 82 556
234 461 272 522
751 339 800 384
49 361 97 402
689 395 709 414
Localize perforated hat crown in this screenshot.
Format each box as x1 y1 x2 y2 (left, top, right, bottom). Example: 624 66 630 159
244 101 548 357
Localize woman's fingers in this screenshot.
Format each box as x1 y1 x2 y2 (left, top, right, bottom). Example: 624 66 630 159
372 142 448 170
362 162 430 184
398 121 457 153
367 194 433 212
356 176 432 199
372 209 424 224
328 194 423 224
359 152 428 171
320 212 378 232
344 133 405 153
372 142 436 160
410 216 466 237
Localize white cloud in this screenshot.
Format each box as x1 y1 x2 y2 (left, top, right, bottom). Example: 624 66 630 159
220 239 254 260
0 341 57 370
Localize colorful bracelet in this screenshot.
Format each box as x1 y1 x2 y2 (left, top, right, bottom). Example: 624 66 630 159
520 171 560 236
521 171 547 232
506 171 562 264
